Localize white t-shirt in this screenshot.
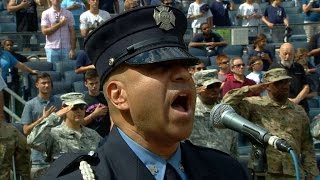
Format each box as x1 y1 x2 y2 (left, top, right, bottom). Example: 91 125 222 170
237 2 262 26
187 2 212 29
80 10 111 30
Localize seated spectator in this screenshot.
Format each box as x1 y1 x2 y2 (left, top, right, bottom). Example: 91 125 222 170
248 34 274 71
210 0 235 27
83 69 111 137
215 54 230 82
295 48 318 97
308 32 320 66
189 69 238 158
75 50 94 74
27 92 102 163
261 0 289 43
189 22 227 57
187 0 213 35
222 57 256 97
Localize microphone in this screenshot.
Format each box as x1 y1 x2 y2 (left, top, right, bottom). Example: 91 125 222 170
210 103 292 152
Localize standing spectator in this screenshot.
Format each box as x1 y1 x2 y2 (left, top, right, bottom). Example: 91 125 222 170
41 0 76 63
189 69 238 158
215 54 230 82
187 0 213 35
270 43 310 113
0 121 31 180
222 68 319 179
222 57 256 96
7 0 44 51
20 73 61 179
27 92 102 163
61 0 87 30
295 48 318 97
302 0 320 42
99 0 119 14
261 0 289 43
79 0 111 38
248 33 274 71
210 0 235 27
246 56 264 84
41 6 249 179
236 0 262 42
2 38 28 94
308 32 320 65
189 22 227 57
83 69 111 137
0 50 37 82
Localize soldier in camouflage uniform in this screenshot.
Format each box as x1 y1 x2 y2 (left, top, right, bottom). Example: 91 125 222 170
189 69 238 158
27 92 102 163
223 68 319 179
0 121 31 180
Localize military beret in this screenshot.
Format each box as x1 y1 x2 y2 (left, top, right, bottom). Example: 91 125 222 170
263 68 292 83
85 5 198 83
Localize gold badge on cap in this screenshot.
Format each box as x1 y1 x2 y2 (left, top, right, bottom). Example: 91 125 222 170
153 6 175 31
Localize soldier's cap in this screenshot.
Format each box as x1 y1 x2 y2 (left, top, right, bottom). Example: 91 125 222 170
194 69 221 88
263 68 292 83
60 92 87 106
85 5 199 83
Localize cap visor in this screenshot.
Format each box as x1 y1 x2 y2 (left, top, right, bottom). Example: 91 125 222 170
125 47 199 65
65 99 87 106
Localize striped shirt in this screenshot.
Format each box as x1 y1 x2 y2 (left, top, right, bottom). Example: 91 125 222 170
41 7 75 49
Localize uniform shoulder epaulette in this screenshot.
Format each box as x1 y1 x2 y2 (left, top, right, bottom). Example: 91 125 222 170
43 151 100 179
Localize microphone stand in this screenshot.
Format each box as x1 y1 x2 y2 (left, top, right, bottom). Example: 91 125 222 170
250 144 267 180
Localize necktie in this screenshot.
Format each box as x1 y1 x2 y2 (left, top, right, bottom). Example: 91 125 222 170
164 163 182 180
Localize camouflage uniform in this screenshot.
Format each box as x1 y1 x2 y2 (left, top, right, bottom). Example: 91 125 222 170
27 113 102 161
310 114 320 139
189 96 238 158
0 121 31 180
223 86 319 179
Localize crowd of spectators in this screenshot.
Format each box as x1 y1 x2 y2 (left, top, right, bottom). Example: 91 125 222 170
1 0 320 179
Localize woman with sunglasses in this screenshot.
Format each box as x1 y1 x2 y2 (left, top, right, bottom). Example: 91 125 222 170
27 92 102 167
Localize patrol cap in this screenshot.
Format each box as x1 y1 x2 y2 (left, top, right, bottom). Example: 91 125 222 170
85 5 199 83
263 68 292 83
194 69 221 87
60 92 87 106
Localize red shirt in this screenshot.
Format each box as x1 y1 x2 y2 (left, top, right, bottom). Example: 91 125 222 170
222 75 256 97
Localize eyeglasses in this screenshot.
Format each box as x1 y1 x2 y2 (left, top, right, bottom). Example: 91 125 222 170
232 63 245 68
71 104 86 111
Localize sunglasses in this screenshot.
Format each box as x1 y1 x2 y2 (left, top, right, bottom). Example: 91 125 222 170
55 14 60 23
232 63 245 68
220 61 229 65
71 104 86 111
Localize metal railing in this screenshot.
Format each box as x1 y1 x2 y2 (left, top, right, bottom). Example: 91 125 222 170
3 87 26 123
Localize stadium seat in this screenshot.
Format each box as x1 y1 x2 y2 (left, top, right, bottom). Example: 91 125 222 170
54 61 76 74
223 45 243 57
24 61 54 71
0 22 16 32
291 41 309 49
73 81 87 92
52 81 72 96
196 56 210 66
188 47 207 57
63 70 83 84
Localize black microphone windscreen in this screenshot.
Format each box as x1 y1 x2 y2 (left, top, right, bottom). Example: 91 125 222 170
210 103 235 128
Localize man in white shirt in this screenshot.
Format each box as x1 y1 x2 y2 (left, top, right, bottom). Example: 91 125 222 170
80 0 111 38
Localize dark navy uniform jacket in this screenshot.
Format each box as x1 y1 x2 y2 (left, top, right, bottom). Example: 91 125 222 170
41 127 249 180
